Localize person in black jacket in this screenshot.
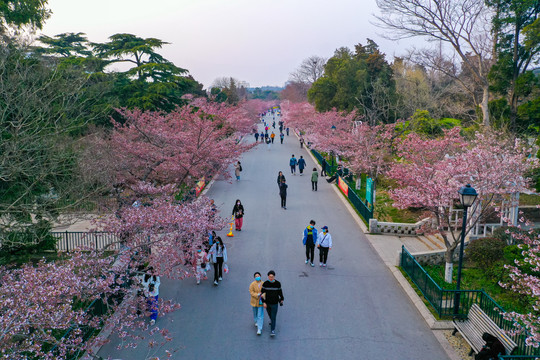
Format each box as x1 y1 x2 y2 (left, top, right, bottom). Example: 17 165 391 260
232 199 244 231
261 270 284 337
279 179 288 210
475 333 506 360
277 171 286 190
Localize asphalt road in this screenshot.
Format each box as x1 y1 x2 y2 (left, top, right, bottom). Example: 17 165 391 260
98 118 450 360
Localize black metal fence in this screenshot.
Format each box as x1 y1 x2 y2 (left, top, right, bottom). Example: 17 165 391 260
401 246 540 356
52 231 120 251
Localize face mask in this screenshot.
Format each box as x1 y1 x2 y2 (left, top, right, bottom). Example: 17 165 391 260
269 279 275 283
255 276 261 281
197 249 202 253
237 202 240 205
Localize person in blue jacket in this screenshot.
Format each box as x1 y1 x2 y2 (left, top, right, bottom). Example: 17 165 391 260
289 155 297 175
302 220 318 267
297 156 306 175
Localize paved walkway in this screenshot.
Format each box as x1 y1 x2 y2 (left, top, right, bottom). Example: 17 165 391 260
97 117 452 360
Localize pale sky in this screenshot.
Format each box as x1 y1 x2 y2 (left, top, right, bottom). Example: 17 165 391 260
39 0 420 88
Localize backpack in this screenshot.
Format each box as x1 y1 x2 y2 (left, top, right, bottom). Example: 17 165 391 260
239 165 243 172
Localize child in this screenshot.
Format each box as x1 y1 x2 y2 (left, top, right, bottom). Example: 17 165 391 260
194 246 209 285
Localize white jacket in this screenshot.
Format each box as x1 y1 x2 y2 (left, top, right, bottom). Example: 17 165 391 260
208 243 228 263
142 275 160 297
316 232 332 248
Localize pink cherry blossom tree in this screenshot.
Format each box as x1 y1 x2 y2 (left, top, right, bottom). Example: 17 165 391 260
500 216 540 347
388 129 538 282
0 251 117 359
0 98 256 358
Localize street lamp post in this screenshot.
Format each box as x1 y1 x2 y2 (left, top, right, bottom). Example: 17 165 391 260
453 184 478 317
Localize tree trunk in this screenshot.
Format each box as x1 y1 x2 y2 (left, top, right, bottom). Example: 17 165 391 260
443 239 459 283
444 262 453 283
480 84 490 128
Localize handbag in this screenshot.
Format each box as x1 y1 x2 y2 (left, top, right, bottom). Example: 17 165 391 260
223 263 229 274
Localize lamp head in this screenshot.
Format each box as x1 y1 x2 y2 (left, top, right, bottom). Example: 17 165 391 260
458 184 478 208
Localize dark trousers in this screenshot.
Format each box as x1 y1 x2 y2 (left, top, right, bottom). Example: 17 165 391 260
305 244 315 262
280 138 283 144
213 257 224 281
271 137 274 143
327 174 337 183
266 303 279 331
299 168 304 174
290 165 295 174
312 181 317 191
319 246 329 264
280 195 286 208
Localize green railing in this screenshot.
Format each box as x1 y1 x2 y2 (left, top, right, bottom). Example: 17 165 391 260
310 149 373 223
346 181 374 222
401 246 540 356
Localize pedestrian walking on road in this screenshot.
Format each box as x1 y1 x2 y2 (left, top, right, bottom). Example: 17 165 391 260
270 132 275 143
266 137 271 150
298 156 306 175
142 272 160 325
193 246 209 284
277 171 286 190
286 127 289 136
232 199 244 231
311 167 318 191
317 226 332 267
261 270 284 337
321 160 328 176
302 220 318 267
234 161 242 181
208 237 227 286
289 155 297 175
280 132 284 144
299 137 305 148
260 131 264 142
249 272 264 335
279 179 288 209
272 121 275 129
254 132 259 142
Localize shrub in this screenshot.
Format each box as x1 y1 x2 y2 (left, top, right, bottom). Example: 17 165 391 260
466 237 505 269
0 220 57 255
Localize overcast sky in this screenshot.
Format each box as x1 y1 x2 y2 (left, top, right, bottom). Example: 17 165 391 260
39 0 421 88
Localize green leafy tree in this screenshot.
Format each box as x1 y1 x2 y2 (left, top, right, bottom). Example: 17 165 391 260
93 33 204 111
308 40 397 124
488 0 540 131
0 0 50 35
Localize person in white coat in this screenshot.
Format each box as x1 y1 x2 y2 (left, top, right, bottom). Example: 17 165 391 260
316 226 332 267
208 237 228 286
142 272 160 325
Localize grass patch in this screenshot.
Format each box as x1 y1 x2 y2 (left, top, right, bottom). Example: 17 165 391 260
375 190 420 223
422 263 533 314
520 193 540 206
